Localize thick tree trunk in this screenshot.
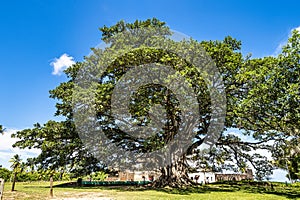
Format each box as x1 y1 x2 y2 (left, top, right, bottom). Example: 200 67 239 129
152 157 195 188
11 172 16 192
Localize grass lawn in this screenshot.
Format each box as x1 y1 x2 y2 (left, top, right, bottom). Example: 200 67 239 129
2 181 300 200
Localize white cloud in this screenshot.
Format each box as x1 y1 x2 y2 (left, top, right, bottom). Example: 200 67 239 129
0 129 40 169
273 41 286 56
273 26 300 56
0 129 20 151
50 53 75 75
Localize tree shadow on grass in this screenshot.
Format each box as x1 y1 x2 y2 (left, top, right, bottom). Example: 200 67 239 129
151 182 300 199
243 185 300 199
53 181 300 199
206 182 300 199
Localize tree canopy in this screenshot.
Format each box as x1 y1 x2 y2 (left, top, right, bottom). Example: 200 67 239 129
12 18 300 185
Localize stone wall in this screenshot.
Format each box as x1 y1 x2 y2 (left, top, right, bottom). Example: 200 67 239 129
215 169 254 182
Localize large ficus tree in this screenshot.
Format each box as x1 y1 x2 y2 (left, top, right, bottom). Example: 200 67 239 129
13 18 276 187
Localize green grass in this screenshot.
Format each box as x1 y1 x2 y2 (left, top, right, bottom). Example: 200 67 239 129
2 181 300 200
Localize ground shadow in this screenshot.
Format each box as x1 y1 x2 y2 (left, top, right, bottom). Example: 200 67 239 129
52 181 300 199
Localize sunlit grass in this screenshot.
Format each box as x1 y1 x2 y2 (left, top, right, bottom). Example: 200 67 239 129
2 181 300 200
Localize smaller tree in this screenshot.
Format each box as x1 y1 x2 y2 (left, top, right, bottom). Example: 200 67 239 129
9 154 22 191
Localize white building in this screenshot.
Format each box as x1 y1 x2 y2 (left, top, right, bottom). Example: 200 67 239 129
188 172 216 184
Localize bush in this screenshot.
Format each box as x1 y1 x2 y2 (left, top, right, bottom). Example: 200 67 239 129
0 168 11 181
84 171 108 181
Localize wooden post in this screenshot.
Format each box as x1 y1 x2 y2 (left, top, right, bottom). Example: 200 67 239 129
49 176 53 197
0 178 4 200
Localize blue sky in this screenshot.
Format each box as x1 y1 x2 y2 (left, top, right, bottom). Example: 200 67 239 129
0 0 299 181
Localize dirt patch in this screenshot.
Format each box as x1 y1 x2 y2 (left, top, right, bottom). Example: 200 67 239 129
51 192 113 200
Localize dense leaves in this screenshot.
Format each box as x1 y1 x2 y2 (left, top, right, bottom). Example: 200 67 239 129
11 18 300 185
0 167 11 181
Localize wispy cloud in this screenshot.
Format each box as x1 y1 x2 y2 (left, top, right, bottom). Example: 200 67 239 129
0 129 40 168
50 53 75 76
273 26 300 56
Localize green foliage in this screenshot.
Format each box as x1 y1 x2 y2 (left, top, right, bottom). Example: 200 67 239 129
84 171 108 181
100 18 170 42
13 18 298 183
6 154 75 182
9 170 74 182
232 29 300 181
9 154 22 172
12 120 103 176
0 167 11 181
16 171 39 182
288 154 300 180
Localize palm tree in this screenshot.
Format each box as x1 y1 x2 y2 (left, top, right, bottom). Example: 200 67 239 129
9 154 21 191
26 158 35 174
20 162 27 173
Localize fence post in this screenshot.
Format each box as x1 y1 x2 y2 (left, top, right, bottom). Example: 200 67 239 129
0 178 4 200
50 176 53 197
